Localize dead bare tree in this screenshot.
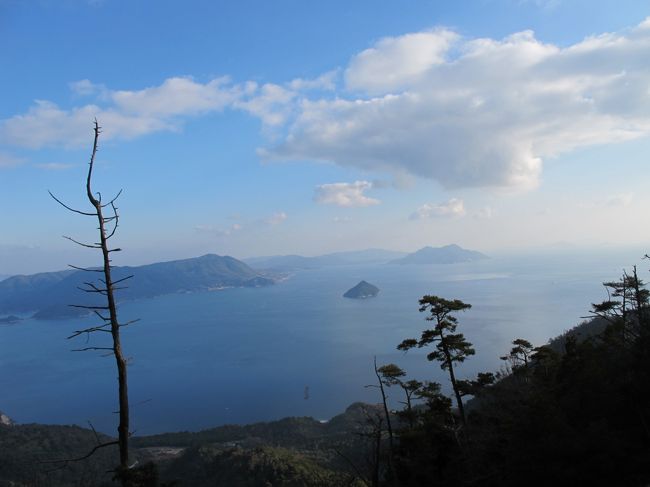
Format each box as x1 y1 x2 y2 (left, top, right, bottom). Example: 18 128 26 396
49 120 134 484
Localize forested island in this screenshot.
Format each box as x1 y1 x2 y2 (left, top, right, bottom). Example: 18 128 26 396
343 280 380 299
0 254 277 320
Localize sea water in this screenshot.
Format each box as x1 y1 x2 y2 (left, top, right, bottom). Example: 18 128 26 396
0 249 644 435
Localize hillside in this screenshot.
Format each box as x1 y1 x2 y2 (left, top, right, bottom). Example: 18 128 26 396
0 254 276 320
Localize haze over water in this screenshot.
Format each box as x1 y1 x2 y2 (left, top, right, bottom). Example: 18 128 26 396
0 249 644 435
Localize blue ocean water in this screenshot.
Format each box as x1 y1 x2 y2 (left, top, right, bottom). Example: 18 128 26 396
0 250 644 435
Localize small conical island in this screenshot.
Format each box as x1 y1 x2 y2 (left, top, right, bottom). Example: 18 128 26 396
343 280 380 299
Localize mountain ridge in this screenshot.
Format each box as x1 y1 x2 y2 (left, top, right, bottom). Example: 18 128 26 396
0 254 276 320
245 248 407 270
389 244 488 265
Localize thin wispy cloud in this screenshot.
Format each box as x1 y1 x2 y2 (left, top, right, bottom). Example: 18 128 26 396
333 216 352 223
35 162 75 171
194 223 243 237
410 198 466 220
0 152 23 169
265 212 288 225
314 181 380 207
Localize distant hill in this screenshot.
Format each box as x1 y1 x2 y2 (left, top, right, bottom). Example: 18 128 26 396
389 244 488 265
246 248 407 270
343 280 380 299
0 254 275 320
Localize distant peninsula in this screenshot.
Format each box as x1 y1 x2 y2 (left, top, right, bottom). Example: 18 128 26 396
343 280 380 299
389 244 488 265
0 254 277 320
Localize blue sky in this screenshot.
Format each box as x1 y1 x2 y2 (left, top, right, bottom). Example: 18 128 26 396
1 0 649 274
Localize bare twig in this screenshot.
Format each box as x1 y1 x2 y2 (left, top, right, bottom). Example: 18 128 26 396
48 190 98 216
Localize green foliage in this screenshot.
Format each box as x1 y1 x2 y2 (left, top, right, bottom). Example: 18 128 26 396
398 295 475 427
0 423 119 486
398 296 475 370
162 446 352 487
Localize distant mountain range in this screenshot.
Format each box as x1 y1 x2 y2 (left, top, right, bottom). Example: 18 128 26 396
244 248 407 270
0 245 487 319
389 244 489 265
246 245 487 270
0 254 275 320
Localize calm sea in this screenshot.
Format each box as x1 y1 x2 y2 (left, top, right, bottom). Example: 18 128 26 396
0 249 645 435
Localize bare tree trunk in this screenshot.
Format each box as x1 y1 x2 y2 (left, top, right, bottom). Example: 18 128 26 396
440 334 466 428
50 121 132 483
84 123 130 479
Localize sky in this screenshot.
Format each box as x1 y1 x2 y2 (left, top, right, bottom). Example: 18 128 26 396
0 0 649 274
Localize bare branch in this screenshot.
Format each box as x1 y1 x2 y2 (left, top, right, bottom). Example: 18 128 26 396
69 304 110 310
67 323 112 339
93 310 110 322
39 440 119 466
72 346 115 352
83 282 109 293
77 286 108 295
106 202 120 239
112 275 134 286
48 191 97 216
63 235 102 249
119 318 141 328
101 189 123 208
69 264 103 273
86 421 102 445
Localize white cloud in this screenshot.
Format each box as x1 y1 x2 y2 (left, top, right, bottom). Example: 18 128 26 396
194 223 243 237
410 198 466 220
0 152 23 169
235 83 296 127
2 77 245 149
265 212 288 225
314 181 380 207
69 79 107 97
1 100 173 148
267 19 650 190
288 71 338 91
345 29 459 93
36 162 75 171
111 76 239 117
3 19 650 192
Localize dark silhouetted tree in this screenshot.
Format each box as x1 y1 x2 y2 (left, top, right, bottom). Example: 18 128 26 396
377 364 422 429
398 296 475 428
